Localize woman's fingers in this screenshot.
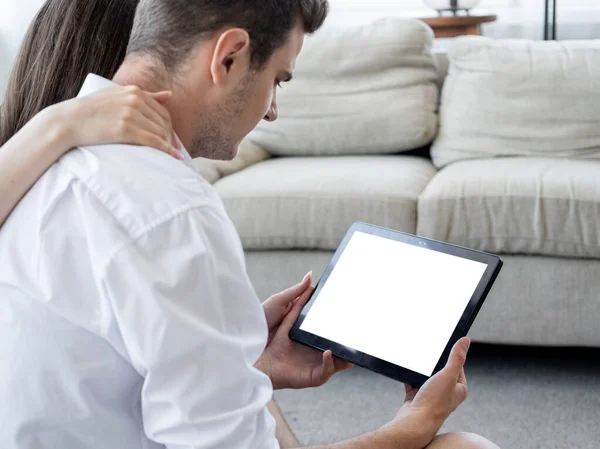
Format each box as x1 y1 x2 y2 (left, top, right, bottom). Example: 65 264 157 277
143 92 173 130
131 112 172 147
62 85 181 155
136 98 173 141
122 110 179 157
120 114 181 159
133 131 182 160
119 87 176 148
142 93 181 150
151 91 172 104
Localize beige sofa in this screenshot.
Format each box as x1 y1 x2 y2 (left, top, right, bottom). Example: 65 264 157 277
196 19 600 347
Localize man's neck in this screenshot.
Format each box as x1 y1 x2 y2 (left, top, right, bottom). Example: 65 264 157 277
112 58 194 149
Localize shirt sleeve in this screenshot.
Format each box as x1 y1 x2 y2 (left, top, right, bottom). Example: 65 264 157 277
98 205 279 449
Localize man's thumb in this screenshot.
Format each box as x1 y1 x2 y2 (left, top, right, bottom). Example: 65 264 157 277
447 337 471 374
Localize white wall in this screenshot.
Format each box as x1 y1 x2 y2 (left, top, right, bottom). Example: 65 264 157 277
1 0 598 103
0 0 45 101
326 0 600 40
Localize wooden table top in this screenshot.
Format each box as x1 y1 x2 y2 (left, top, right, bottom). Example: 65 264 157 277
420 14 497 29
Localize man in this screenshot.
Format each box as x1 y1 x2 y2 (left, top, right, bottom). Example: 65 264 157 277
0 1 500 448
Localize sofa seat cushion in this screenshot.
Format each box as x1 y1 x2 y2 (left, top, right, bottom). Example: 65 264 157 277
417 158 600 259
214 156 437 250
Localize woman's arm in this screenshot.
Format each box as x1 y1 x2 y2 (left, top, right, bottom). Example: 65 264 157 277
0 108 72 225
0 85 180 226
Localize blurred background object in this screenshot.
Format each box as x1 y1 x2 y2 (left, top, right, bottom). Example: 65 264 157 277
323 0 599 41
423 0 482 15
544 0 557 40
420 13 496 37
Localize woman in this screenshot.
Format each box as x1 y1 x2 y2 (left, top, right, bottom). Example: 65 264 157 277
0 0 178 226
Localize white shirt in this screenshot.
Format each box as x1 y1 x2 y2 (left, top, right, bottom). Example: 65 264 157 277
0 74 278 449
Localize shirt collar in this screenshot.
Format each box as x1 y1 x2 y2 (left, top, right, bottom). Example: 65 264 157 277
77 74 197 171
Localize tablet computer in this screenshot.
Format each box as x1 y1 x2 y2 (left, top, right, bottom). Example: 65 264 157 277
289 222 503 387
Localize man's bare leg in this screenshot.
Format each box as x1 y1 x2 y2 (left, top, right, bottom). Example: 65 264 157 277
426 432 501 449
267 401 499 449
267 400 301 448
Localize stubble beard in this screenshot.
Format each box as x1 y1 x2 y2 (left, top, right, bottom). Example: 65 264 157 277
189 74 253 161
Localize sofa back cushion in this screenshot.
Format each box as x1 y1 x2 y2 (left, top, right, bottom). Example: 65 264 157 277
432 37 600 168
248 18 439 156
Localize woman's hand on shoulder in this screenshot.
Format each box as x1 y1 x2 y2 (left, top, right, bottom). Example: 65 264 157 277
43 85 182 159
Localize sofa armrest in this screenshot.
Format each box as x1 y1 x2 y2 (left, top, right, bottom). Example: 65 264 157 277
193 141 270 184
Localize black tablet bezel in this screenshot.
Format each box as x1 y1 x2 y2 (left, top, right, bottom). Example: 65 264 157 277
289 221 503 387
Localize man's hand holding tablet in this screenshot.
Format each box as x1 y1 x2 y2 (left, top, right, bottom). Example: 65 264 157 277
256 220 503 448
388 337 472 449
263 287 479 449
290 222 503 387
256 275 353 390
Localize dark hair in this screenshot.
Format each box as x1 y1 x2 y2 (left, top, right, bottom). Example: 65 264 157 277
127 0 329 72
0 0 139 146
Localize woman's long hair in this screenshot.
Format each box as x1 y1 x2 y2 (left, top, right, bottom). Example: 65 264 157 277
0 0 139 146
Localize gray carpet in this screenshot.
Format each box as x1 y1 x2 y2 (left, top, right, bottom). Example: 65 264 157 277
274 344 600 449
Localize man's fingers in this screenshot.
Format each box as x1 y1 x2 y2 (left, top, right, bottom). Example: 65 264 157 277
404 383 419 402
318 350 336 385
280 285 314 330
455 367 469 404
316 352 352 387
270 271 312 306
262 271 312 327
333 357 354 372
445 337 471 376
457 367 467 393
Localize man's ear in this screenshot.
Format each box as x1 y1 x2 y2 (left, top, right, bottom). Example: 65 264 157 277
210 28 251 88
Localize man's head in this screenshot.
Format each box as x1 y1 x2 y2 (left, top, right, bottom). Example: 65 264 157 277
116 0 328 160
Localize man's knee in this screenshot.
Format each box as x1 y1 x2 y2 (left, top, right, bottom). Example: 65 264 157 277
426 432 500 449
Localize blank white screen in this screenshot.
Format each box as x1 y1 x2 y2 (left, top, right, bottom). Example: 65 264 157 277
300 231 488 376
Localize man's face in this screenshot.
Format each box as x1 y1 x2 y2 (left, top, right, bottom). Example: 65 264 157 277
190 21 304 160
